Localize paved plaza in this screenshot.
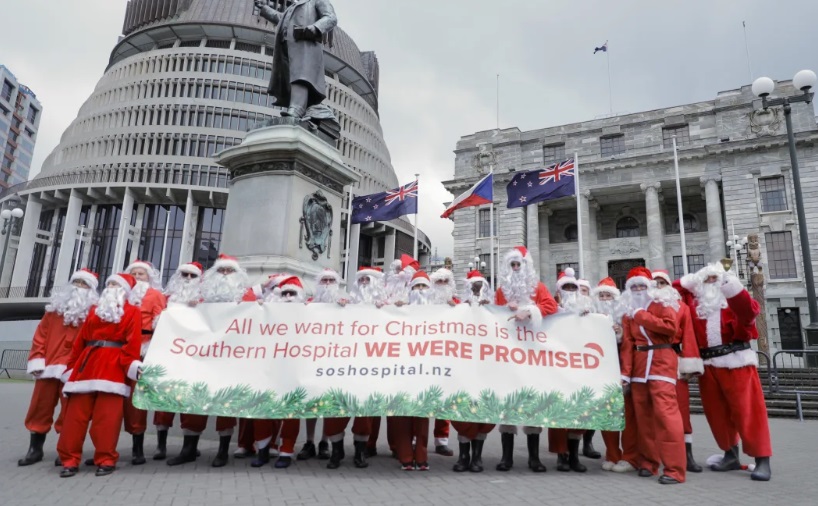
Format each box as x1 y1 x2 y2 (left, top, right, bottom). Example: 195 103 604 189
0 380 813 506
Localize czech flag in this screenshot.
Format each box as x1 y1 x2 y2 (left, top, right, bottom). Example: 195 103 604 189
441 173 494 218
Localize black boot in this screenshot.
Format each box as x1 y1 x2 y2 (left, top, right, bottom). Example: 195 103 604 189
211 435 231 468
131 433 146 465
469 439 485 472
353 441 369 468
710 445 741 472
686 442 702 473
153 430 168 461
59 466 78 478
54 457 62 467
297 441 316 460
567 438 587 473
527 434 547 472
453 442 471 472
317 440 330 460
556 453 571 472
167 435 199 466
327 440 345 469
751 457 771 481
95 465 116 476
582 430 601 459
18 432 46 466
251 446 270 468
495 433 514 471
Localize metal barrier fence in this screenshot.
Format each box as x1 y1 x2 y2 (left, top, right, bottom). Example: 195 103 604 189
770 350 818 422
0 349 28 378
0 285 53 299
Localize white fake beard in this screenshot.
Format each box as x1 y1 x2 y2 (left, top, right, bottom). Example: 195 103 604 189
498 265 537 304
594 299 617 316
560 291 593 314
621 290 652 312
463 283 492 305
47 286 98 327
408 288 432 305
200 270 249 303
385 272 410 303
431 284 455 305
651 286 681 311
313 284 341 303
96 286 127 323
128 281 150 306
695 282 727 318
351 282 385 305
165 274 202 304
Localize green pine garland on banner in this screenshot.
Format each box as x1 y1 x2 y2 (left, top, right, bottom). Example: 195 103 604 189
133 365 625 430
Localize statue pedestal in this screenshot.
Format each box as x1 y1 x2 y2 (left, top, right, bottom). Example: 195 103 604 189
215 119 359 285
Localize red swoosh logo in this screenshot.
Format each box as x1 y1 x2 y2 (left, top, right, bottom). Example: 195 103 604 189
584 343 605 357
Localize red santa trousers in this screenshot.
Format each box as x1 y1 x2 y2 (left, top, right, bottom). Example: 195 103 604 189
238 418 255 451
602 391 638 464
279 419 301 456
153 411 175 429
548 428 585 454
123 379 147 435
57 392 123 468
179 414 236 435
676 379 693 436
367 417 397 452
631 381 685 482
451 421 495 442
323 416 373 442
24 378 66 434
252 419 281 449
699 365 772 457
433 418 450 445
392 416 428 464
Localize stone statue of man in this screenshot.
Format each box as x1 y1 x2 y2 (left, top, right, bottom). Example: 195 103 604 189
255 0 338 119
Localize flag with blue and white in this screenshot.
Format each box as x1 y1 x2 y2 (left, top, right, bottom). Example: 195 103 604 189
506 158 576 209
593 41 608 54
351 181 418 224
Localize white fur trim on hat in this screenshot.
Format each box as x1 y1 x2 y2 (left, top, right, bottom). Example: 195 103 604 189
107 274 133 294
652 271 672 285
556 267 578 290
317 270 341 282
625 276 652 291
592 286 620 297
70 270 99 290
213 257 241 272
178 263 203 276
430 268 454 282
466 275 487 285
504 249 527 265
279 283 304 296
126 261 155 275
410 277 430 288
357 268 384 279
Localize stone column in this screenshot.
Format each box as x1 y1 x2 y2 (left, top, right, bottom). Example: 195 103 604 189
9 196 43 288
701 176 725 263
346 223 361 283
641 182 667 270
112 190 135 272
54 189 84 284
383 229 397 264
526 204 541 274
579 191 594 280
588 197 600 282
539 206 553 287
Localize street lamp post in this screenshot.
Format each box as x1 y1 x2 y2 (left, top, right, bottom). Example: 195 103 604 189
726 233 749 289
0 206 25 294
752 69 818 346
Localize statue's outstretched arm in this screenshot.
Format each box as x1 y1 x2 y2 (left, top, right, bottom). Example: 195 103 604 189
256 2 282 25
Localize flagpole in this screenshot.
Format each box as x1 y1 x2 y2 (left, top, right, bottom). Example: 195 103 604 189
742 21 754 82
672 137 689 276
344 187 354 282
575 153 584 277
606 45 613 115
496 74 500 130
489 169 495 291
413 173 419 262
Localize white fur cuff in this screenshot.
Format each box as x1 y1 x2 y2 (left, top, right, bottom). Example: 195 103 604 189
721 276 745 299
678 357 704 375
521 304 543 327
27 358 46 375
60 369 73 383
127 360 143 381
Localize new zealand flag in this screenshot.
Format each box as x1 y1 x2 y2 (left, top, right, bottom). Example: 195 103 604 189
351 181 418 224
506 159 576 209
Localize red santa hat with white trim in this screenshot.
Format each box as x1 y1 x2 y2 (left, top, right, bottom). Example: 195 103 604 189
212 253 241 272
70 268 99 291
177 262 203 277
504 245 532 265
625 266 654 290
577 279 591 291
410 270 431 288
126 259 157 275
277 275 305 297
591 277 620 298
106 272 137 295
357 266 384 279
556 267 578 290
465 270 487 285
652 269 672 285
400 254 420 273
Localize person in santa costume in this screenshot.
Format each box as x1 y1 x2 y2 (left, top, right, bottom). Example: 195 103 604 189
56 273 143 478
392 271 434 470
494 246 558 473
547 267 592 472
150 262 204 461
451 270 495 473
590 277 640 473
120 259 167 466
620 266 685 484
678 263 771 481
652 269 705 473
166 254 247 468
321 267 380 469
18 269 100 468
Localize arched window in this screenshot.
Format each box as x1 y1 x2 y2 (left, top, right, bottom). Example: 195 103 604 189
564 224 578 242
616 216 640 238
674 213 698 233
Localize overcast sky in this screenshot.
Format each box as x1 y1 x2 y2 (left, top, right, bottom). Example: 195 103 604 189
3 0 817 258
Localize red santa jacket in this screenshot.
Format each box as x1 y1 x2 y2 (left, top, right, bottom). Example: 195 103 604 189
676 301 704 376
26 311 84 379
620 302 679 385
243 285 264 302
495 282 558 327
61 303 143 397
678 276 760 369
136 287 166 357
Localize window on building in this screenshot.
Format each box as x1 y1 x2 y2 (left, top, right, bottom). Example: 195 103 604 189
759 176 788 212
662 125 690 149
564 224 578 242
543 143 566 166
25 210 55 297
139 205 186 285
478 207 497 238
205 39 231 49
615 216 640 238
1 80 14 102
556 262 579 278
765 231 798 279
179 39 201 48
194 207 224 270
0 103 9 116
673 213 698 233
477 253 495 287
87 205 123 281
27 106 39 124
777 307 803 351
672 254 706 280
600 134 625 157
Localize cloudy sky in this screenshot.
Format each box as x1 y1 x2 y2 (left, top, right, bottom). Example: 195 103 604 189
3 0 817 258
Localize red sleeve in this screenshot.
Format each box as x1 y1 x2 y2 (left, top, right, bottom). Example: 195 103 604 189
121 307 144 373
619 317 634 381
534 283 558 316
28 314 50 361
452 296 461 304
632 303 678 341
678 303 700 358
65 312 92 373
494 288 507 306
725 290 760 342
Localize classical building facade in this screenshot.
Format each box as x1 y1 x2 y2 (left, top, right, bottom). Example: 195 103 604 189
0 0 429 320
445 81 818 354
0 65 41 187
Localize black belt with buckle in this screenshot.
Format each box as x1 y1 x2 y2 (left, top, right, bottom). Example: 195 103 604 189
699 341 751 360
141 330 153 336
79 341 124 372
634 343 680 352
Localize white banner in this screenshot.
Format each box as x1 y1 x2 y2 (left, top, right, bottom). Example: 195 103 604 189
134 303 625 430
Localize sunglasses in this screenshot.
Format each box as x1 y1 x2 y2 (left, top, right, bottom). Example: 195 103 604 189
180 272 199 279
281 291 297 298
217 267 235 275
